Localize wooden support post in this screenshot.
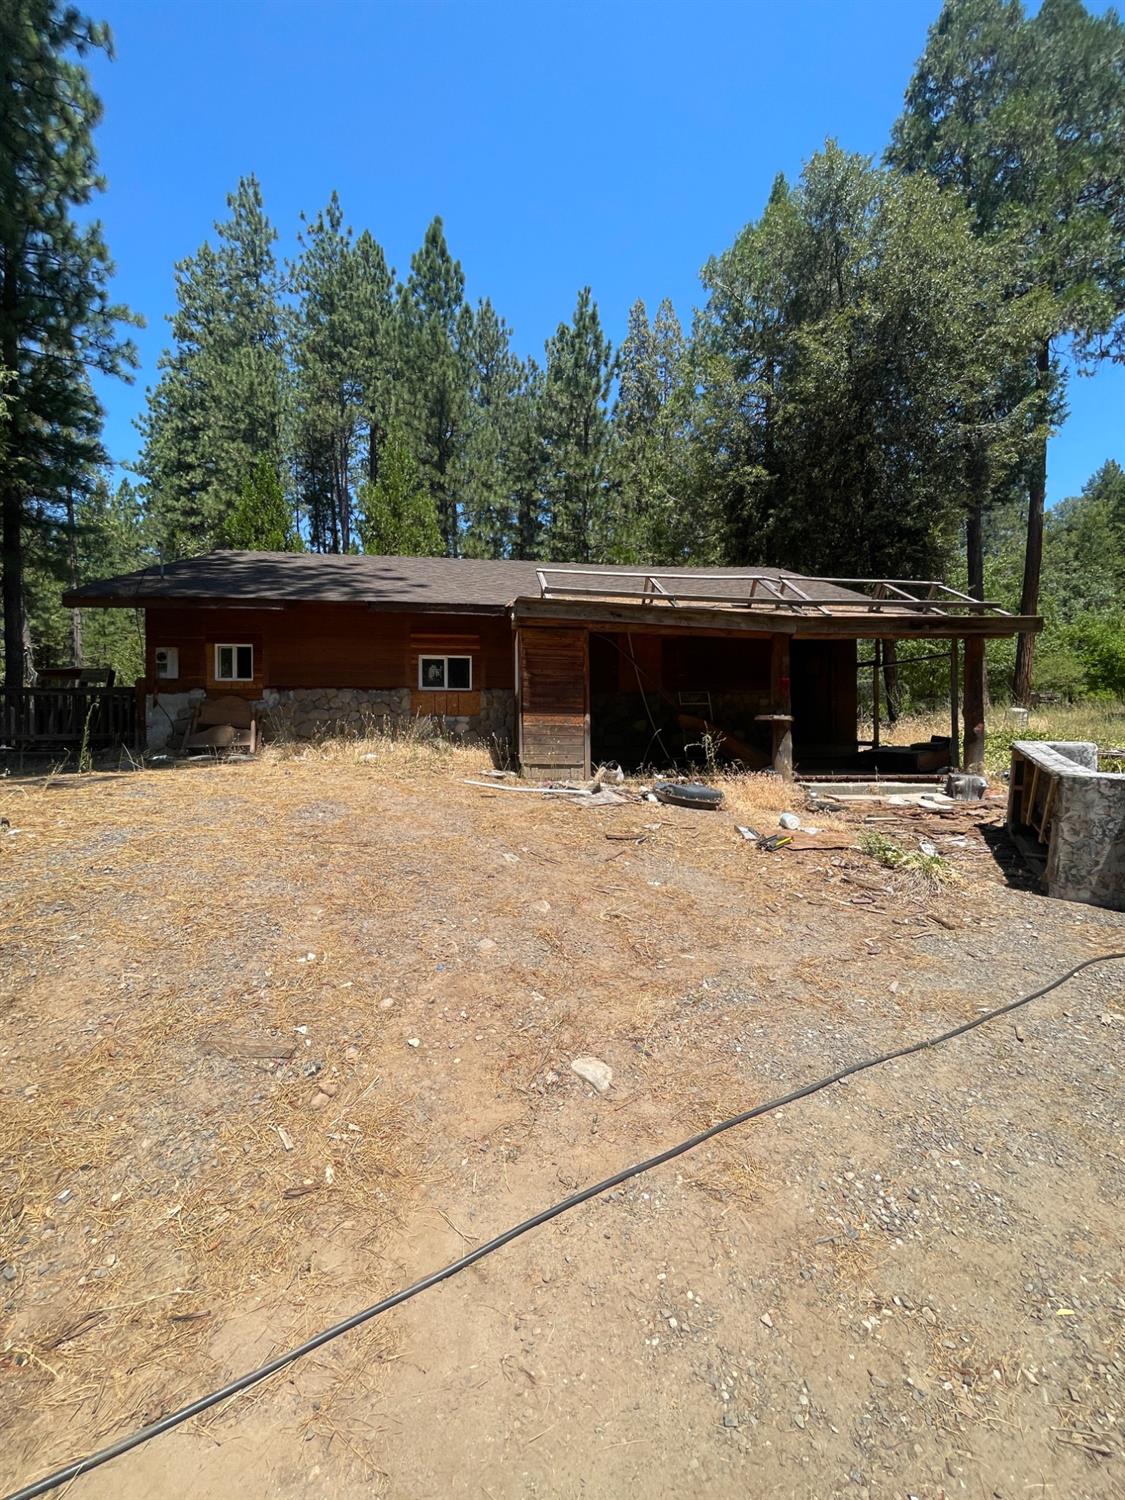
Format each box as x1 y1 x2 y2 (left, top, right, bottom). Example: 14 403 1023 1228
767 633 794 780
949 640 960 770
962 635 986 772
872 638 881 750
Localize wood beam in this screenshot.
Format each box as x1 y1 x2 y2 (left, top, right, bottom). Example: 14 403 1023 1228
949 640 960 770
512 601 1042 640
767 633 794 780
962 635 986 772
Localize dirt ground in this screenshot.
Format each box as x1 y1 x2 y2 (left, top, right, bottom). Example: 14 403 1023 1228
1 740 1123 1500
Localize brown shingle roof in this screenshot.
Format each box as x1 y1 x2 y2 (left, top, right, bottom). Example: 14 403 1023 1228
65 550 868 612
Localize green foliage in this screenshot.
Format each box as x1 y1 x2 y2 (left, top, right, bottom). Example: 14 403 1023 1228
696 145 1034 575
980 460 1125 701
458 299 530 559
7 1 1121 716
289 193 393 552
609 299 700 563
357 429 441 557
397 218 469 554
139 175 285 556
857 830 959 885
0 1 139 684
890 0 1125 696
227 458 298 551
24 474 148 682
539 288 615 561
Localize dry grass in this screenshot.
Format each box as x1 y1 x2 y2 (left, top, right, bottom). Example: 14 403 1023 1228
0 727 1020 1489
868 700 1125 773
0 745 482 1476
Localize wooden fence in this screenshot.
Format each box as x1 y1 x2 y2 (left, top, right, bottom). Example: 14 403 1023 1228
1 686 138 750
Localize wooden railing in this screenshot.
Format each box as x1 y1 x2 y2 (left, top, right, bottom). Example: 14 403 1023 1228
0 687 138 750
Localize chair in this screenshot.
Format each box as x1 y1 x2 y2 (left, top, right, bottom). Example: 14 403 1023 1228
182 695 259 754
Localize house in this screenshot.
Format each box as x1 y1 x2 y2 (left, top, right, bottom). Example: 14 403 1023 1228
64 550 1041 777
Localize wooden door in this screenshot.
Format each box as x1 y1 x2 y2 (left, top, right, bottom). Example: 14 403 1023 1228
518 627 589 779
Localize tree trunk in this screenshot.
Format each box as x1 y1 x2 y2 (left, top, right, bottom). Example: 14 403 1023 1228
66 489 83 666
881 638 901 724
1 474 22 688
965 495 990 707
966 497 984 603
963 634 986 772
1013 339 1050 704
1 246 24 689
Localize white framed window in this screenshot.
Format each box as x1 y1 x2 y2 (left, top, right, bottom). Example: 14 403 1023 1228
214 643 254 682
418 654 472 691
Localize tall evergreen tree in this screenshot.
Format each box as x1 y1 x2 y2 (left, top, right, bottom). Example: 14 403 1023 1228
890 0 1125 700
540 289 615 562
398 218 469 554
357 426 441 556
227 456 298 550
695 145 1034 578
139 175 284 556
0 2 138 686
459 298 526 558
509 359 546 560
289 194 393 552
611 298 693 562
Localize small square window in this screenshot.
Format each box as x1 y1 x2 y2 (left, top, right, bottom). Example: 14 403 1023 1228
418 655 472 691
215 643 254 682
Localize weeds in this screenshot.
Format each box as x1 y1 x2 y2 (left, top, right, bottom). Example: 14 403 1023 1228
868 700 1125 775
858 829 959 885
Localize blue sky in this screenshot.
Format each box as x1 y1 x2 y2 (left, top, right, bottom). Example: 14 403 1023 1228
87 0 1123 506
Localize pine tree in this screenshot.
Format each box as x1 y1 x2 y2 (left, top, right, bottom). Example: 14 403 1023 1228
889 0 1125 700
540 289 615 562
611 298 692 562
695 145 1033 578
289 194 393 552
509 360 546 560
398 219 468 554
24 472 149 682
357 427 441 556
0 2 138 686
140 175 284 556
459 299 526 558
227 457 297 550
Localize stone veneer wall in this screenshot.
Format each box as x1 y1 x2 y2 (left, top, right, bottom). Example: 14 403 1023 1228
146 686 516 753
1008 739 1125 911
146 689 206 752
255 686 515 749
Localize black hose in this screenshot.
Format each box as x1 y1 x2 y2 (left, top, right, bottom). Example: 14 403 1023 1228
6 952 1123 1500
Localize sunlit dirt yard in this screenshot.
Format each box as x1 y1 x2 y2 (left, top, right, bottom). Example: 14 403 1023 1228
1 737 1123 1499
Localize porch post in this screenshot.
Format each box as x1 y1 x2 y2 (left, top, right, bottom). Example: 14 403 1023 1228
768 632 794 780
962 634 986 773
948 640 960 770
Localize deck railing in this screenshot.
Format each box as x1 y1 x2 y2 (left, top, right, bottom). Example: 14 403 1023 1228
0 686 138 750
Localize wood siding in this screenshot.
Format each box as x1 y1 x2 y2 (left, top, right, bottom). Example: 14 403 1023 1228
518 626 589 778
143 604 514 696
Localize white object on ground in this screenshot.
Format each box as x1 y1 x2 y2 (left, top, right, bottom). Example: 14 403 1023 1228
571 1056 613 1094
779 812 801 830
